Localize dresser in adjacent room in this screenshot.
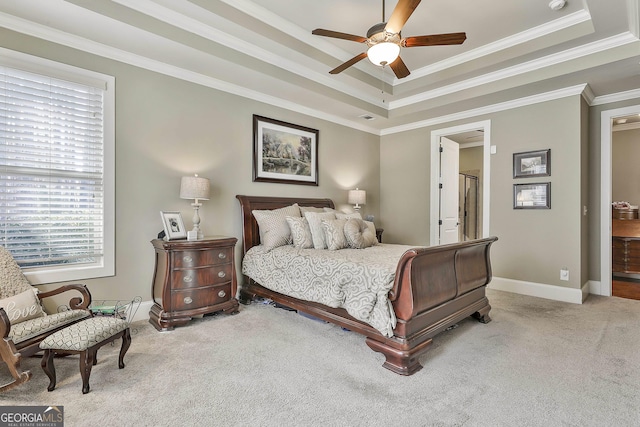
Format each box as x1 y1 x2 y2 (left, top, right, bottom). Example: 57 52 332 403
149 236 239 331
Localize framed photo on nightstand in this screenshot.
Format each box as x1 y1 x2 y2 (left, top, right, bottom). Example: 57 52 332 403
160 211 187 240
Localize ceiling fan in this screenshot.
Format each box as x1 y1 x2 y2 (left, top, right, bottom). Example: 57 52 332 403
312 0 466 79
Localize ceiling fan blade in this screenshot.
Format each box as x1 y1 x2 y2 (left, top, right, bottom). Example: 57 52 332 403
385 0 421 34
329 52 368 74
389 56 411 79
312 29 367 43
403 32 467 47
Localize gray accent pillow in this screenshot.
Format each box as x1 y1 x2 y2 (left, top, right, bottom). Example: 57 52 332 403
252 203 300 250
286 216 313 249
321 219 348 250
304 211 336 249
344 218 377 249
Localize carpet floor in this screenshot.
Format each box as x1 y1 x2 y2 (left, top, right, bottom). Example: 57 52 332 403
1 289 639 426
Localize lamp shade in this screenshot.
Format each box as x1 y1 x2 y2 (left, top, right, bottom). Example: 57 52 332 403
348 188 366 206
367 42 400 66
180 174 210 201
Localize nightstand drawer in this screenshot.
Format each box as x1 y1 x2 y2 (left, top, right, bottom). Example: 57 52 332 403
171 263 233 289
171 284 232 311
172 247 233 268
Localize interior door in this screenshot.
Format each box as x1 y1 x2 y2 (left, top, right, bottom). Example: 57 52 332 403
439 137 460 244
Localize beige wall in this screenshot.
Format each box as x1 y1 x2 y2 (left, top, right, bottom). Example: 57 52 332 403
0 29 380 304
381 96 585 290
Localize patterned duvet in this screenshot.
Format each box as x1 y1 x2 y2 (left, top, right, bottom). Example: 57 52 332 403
242 244 417 337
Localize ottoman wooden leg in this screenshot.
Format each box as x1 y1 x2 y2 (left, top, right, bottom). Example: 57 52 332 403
41 350 56 392
118 328 131 369
79 350 95 394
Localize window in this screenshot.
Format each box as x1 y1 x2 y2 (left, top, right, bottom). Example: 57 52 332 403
0 48 114 284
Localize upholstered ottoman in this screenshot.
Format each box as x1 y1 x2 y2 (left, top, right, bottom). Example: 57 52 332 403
39 316 131 394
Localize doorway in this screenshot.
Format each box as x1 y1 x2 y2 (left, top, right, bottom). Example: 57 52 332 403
600 104 640 298
430 120 491 246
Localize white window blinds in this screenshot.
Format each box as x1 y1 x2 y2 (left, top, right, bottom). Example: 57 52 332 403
0 66 105 269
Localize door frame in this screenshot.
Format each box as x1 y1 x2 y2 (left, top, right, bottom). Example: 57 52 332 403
600 104 640 296
430 120 492 246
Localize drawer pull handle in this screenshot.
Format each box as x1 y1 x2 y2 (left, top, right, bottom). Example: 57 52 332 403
218 252 227 259
218 290 226 298
183 275 193 283
218 271 226 278
184 297 193 304
183 255 193 263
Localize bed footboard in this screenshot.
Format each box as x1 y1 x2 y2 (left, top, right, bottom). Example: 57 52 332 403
366 236 498 375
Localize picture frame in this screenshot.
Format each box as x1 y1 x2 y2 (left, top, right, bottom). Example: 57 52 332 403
513 149 551 178
513 183 551 209
160 211 187 240
253 115 319 186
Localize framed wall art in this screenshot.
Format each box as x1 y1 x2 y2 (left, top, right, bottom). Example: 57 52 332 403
253 115 318 186
160 211 187 240
513 149 550 178
513 183 551 209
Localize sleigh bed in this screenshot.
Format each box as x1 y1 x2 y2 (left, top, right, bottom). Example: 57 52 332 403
236 195 497 375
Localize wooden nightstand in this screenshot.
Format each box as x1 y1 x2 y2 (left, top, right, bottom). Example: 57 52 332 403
149 236 239 331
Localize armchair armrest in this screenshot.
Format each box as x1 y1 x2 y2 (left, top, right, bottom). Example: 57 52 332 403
37 284 92 311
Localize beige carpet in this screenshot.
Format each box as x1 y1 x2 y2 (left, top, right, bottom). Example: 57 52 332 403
1 289 639 426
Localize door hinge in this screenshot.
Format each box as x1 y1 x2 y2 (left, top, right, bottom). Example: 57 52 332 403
439 146 443 153
438 220 443 225
439 183 443 189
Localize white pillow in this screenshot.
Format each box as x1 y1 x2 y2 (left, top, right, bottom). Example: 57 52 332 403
0 288 46 324
286 216 313 249
299 206 326 214
304 211 336 249
344 218 377 249
321 219 348 250
336 212 362 220
252 204 300 250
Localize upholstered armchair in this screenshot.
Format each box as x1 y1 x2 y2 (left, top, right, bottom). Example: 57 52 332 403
0 246 92 392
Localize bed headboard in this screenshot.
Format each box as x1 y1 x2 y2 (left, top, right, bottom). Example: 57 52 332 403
236 195 335 255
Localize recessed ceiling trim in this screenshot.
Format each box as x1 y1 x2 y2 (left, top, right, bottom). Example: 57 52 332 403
592 87 640 105
112 0 384 106
613 121 640 132
216 0 396 85
400 9 593 84
382 84 587 136
389 32 638 110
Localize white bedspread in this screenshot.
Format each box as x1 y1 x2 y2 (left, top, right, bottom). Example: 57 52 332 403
242 244 416 337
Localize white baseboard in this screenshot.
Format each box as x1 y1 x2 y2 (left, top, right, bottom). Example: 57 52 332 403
589 280 603 295
488 277 585 304
130 300 153 323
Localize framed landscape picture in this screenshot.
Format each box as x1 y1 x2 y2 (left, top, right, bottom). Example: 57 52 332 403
513 149 551 178
513 183 551 209
253 115 318 186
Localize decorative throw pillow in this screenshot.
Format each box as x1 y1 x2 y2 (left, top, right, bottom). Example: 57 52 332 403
344 218 377 249
286 216 313 249
321 219 348 250
252 204 300 250
0 288 46 324
299 206 326 214
336 212 362 220
364 220 377 242
304 211 336 249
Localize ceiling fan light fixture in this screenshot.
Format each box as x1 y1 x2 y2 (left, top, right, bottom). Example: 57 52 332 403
367 42 400 66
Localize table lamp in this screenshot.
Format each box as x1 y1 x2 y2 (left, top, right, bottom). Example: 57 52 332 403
180 174 210 240
348 188 366 211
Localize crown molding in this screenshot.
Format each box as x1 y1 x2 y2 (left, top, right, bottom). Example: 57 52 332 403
389 32 638 110
381 84 588 136
592 88 640 106
112 0 383 107
401 9 593 83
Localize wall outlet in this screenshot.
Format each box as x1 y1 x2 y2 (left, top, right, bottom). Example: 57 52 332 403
560 268 569 281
